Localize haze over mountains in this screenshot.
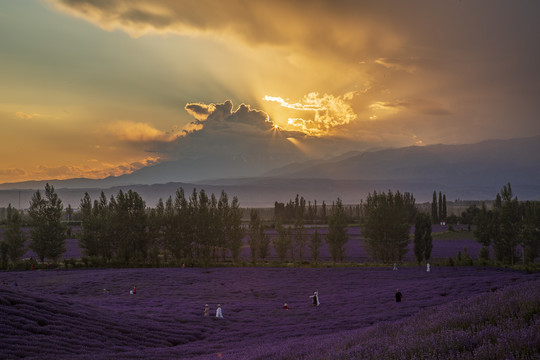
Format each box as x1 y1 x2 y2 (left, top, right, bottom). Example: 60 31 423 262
1 136 539 208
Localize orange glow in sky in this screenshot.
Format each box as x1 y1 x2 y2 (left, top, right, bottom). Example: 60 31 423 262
0 1 539 183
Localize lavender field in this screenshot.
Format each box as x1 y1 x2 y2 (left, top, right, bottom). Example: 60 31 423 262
1 266 539 359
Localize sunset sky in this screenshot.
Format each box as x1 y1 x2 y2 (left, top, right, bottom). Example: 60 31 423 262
1 0 539 184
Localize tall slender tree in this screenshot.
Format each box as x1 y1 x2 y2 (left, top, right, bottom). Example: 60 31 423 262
326 198 349 262
4 204 26 264
442 194 447 221
174 188 192 262
28 184 66 263
293 210 306 262
521 200 540 263
309 228 322 263
494 183 521 264
431 191 438 224
248 209 262 264
414 212 432 263
162 196 176 262
438 192 443 222
78 192 101 258
273 220 291 262
258 225 270 261
227 196 245 263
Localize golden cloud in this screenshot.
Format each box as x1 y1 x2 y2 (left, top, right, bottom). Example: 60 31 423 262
15 111 40 119
264 92 357 136
105 120 178 142
375 58 419 73
0 157 162 183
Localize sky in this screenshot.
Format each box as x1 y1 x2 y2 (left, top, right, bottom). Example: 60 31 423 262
1 0 539 184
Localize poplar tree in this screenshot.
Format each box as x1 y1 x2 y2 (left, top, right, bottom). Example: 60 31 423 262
227 196 245 263
147 198 164 265
442 194 447 221
216 191 229 261
162 196 177 262
29 183 66 263
309 229 322 263
431 191 438 224
521 200 540 263
4 204 26 264
293 211 306 262
78 192 101 258
196 189 212 265
248 209 262 264
326 198 349 262
258 225 270 261
273 220 291 262
174 188 192 261
414 212 432 263
438 192 443 222
494 183 521 264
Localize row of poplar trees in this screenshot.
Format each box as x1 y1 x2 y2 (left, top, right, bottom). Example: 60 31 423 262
79 188 244 266
256 198 348 264
431 191 448 223
0 184 246 266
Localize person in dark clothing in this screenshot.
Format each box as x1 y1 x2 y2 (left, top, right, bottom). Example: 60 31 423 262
310 290 320 306
395 289 402 302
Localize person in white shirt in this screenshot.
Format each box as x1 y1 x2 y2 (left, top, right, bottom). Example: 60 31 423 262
216 304 223 318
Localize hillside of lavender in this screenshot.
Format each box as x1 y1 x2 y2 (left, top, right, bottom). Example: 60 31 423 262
1 267 538 359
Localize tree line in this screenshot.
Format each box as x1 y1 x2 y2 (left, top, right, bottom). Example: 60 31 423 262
78 188 244 266
471 183 539 265
0 182 537 267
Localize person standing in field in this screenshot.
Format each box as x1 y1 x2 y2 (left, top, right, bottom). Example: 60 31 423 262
393 263 398 270
310 290 320 306
395 289 402 302
426 263 430 272
216 304 223 318
204 304 209 316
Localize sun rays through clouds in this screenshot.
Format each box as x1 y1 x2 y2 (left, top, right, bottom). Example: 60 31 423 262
263 92 357 136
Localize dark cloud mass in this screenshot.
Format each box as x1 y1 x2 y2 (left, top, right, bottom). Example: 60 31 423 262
154 100 361 170
170 101 290 159
185 100 272 131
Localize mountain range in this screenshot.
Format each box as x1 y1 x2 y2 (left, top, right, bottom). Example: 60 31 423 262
1 136 539 208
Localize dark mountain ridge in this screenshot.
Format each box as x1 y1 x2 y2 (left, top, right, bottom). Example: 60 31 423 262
1 136 539 208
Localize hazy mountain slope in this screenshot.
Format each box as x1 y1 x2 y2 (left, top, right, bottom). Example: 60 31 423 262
264 136 540 185
1 136 539 208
